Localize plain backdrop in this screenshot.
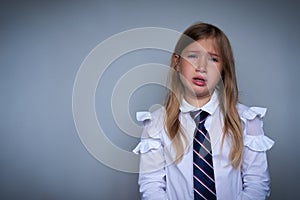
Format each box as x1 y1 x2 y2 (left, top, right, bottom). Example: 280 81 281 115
1 0 299 199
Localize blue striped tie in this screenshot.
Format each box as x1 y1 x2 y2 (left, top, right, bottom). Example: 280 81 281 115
190 110 216 200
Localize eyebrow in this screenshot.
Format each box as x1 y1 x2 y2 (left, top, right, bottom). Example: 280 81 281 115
184 50 220 57
208 52 220 57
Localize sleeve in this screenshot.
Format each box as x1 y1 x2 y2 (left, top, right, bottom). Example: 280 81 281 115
133 111 168 200
239 107 274 200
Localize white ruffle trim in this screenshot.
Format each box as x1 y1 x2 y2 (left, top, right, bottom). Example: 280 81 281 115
241 107 267 120
133 139 162 154
136 112 152 122
133 110 166 154
244 135 274 151
136 110 165 138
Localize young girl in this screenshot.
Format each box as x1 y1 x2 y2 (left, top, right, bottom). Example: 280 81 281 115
133 22 274 200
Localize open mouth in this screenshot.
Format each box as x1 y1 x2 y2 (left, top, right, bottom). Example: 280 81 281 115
193 77 206 82
192 77 207 86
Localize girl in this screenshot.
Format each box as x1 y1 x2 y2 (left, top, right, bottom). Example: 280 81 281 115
133 22 274 200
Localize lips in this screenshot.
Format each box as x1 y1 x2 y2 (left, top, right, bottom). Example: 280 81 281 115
192 75 207 86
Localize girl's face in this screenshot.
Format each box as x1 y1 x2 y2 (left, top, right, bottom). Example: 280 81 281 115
174 38 222 105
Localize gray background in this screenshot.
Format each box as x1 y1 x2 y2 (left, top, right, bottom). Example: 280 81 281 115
1 0 299 199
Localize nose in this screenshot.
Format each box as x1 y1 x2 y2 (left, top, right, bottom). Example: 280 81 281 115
195 54 207 72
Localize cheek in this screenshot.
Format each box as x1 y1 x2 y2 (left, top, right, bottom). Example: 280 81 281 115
178 68 189 83
178 65 193 86
208 65 223 81
179 60 195 74
206 73 222 90
217 64 223 73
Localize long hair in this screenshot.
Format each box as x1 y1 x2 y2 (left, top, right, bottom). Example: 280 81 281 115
164 22 243 168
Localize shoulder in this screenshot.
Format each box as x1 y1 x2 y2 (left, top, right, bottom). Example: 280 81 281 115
236 102 267 136
136 107 166 137
133 107 166 154
236 103 274 151
136 106 166 125
237 103 267 122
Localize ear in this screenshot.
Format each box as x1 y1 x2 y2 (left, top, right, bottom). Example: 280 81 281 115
173 54 180 71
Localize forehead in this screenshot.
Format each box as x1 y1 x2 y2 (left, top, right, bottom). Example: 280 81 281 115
182 38 220 54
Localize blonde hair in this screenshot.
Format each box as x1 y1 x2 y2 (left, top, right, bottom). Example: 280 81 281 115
164 22 243 168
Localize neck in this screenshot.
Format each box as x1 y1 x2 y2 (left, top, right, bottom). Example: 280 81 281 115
184 92 212 108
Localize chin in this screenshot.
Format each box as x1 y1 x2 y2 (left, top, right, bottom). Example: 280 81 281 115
192 88 211 98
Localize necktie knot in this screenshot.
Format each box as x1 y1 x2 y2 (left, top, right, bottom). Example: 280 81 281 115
190 110 209 124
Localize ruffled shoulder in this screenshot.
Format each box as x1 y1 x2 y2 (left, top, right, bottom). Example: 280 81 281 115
237 103 274 152
244 135 274 151
238 103 267 121
133 107 166 154
132 139 162 154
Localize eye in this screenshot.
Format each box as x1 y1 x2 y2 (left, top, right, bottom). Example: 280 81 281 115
187 54 198 59
208 56 219 63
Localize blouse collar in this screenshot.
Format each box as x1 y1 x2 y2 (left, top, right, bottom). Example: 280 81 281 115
180 90 220 115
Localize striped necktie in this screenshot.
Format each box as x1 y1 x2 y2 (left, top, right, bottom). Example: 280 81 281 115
190 110 216 200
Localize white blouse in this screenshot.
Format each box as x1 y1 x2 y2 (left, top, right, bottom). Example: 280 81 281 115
133 91 274 200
